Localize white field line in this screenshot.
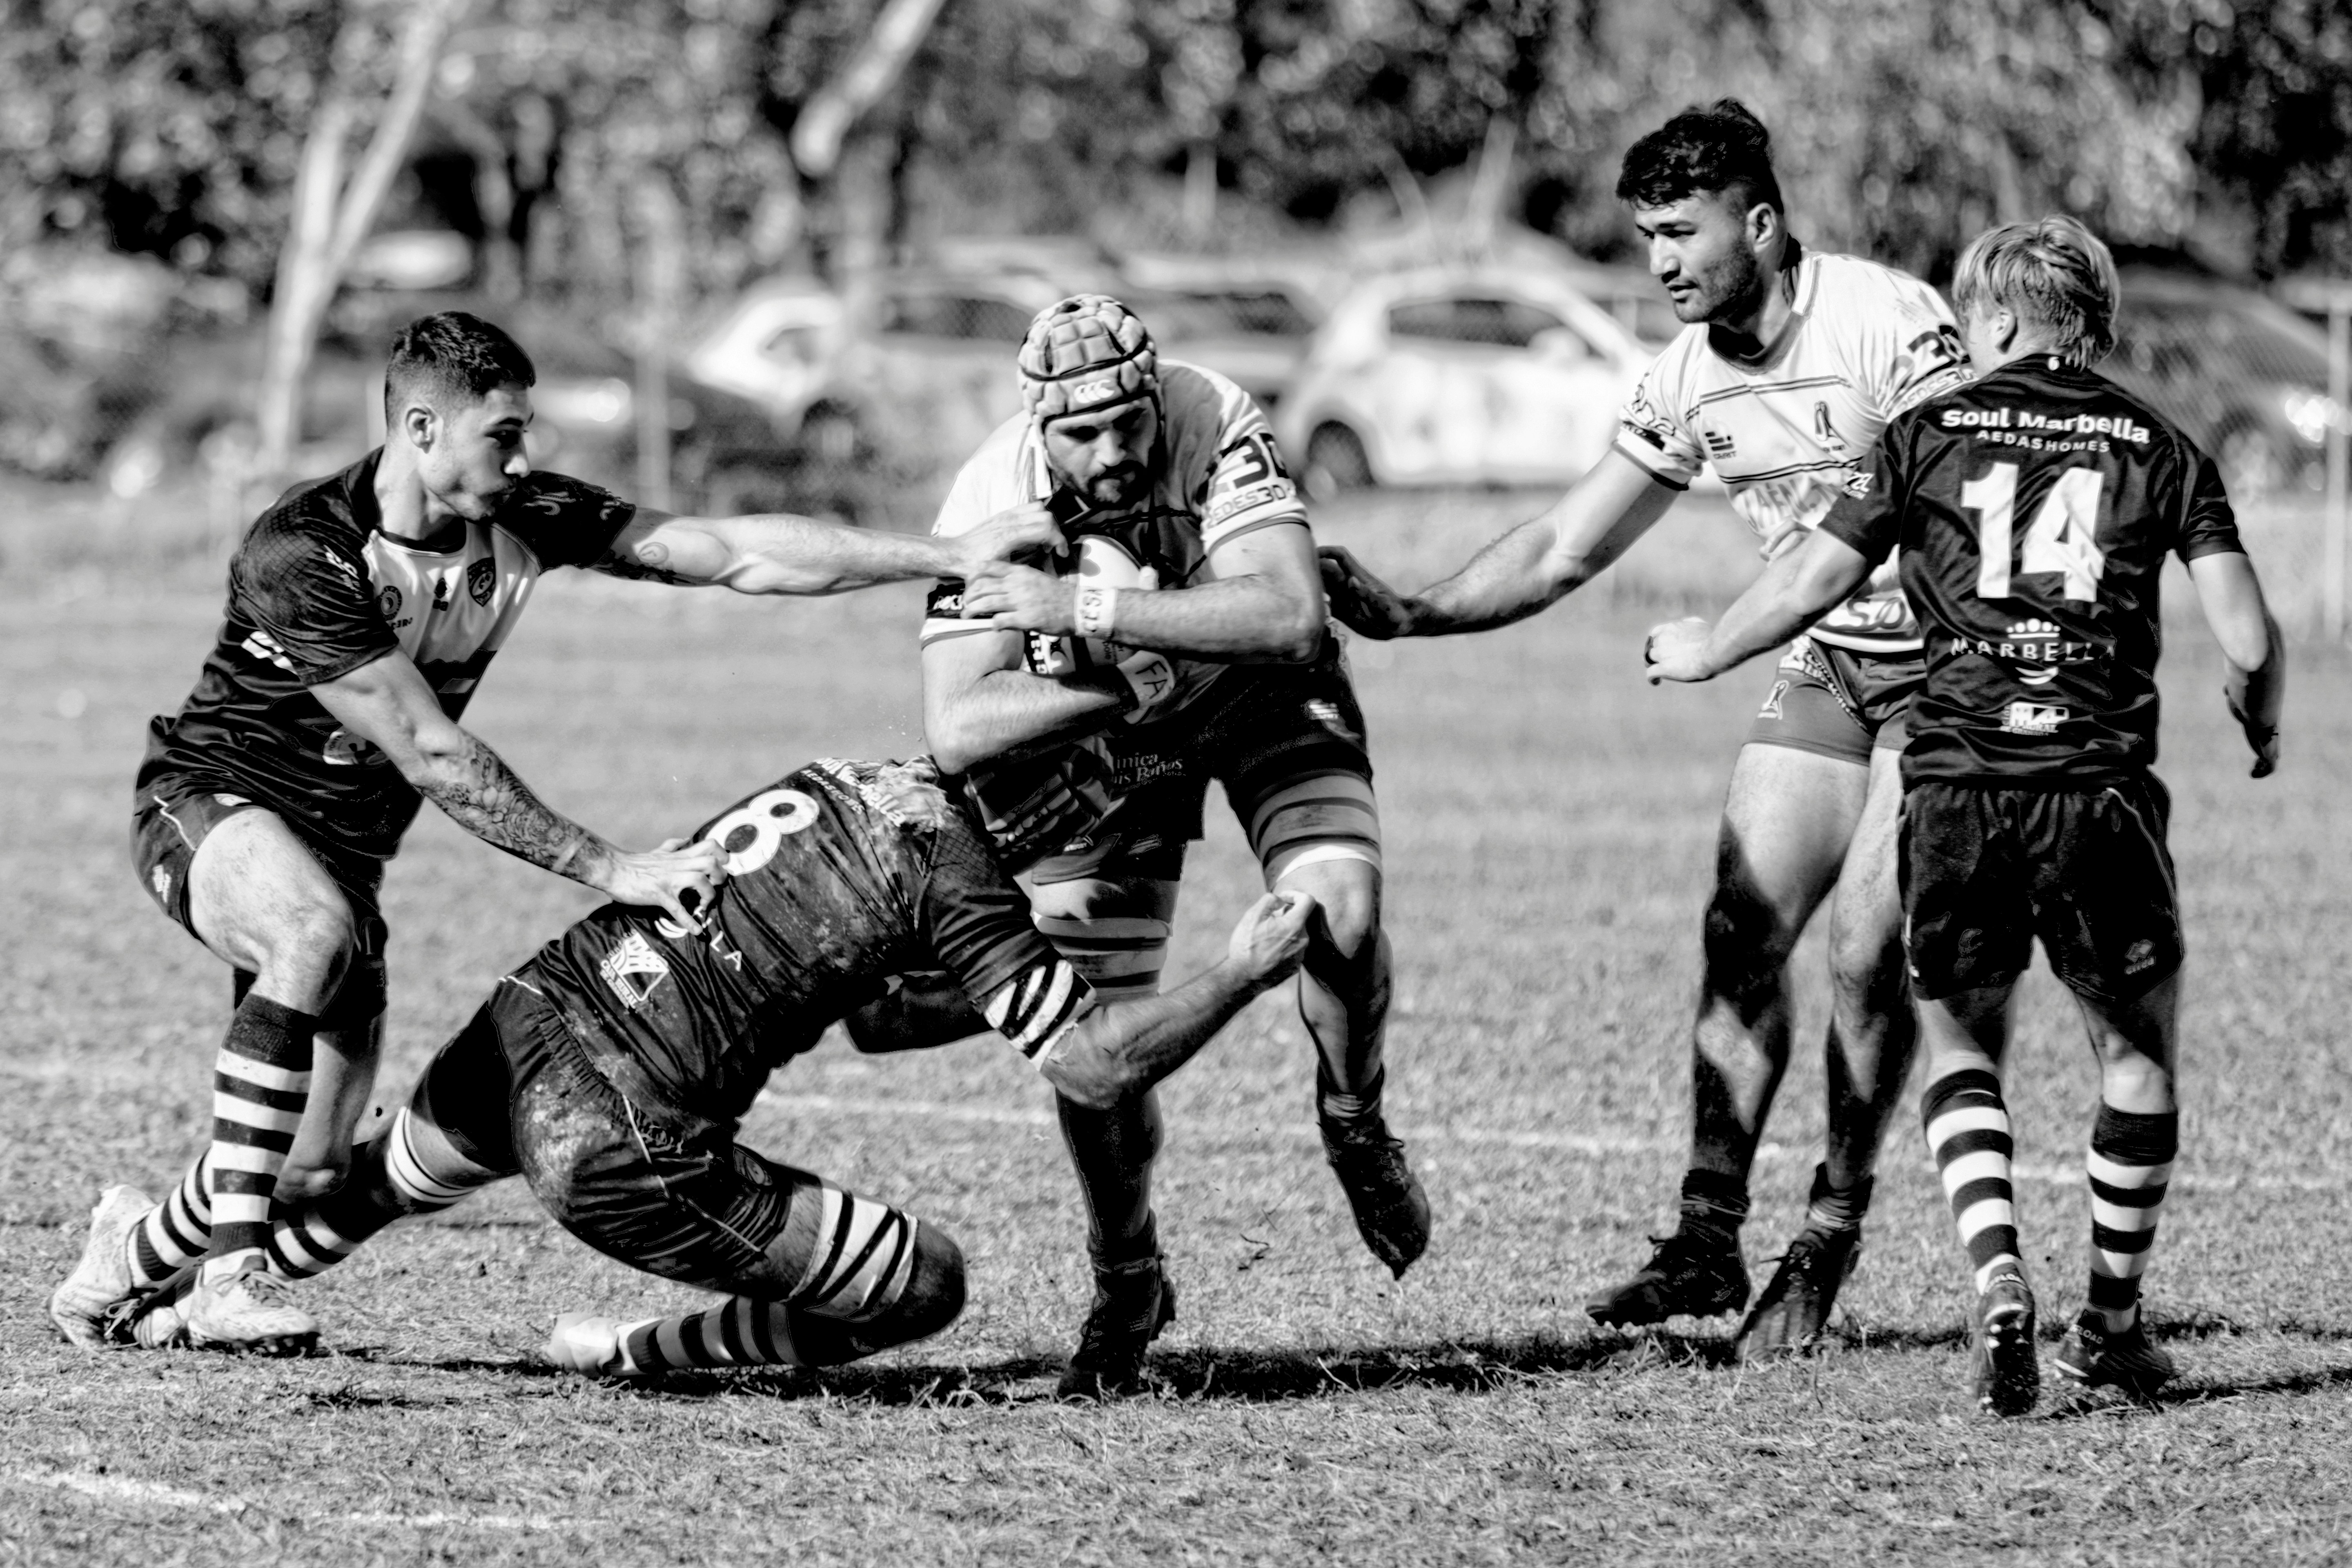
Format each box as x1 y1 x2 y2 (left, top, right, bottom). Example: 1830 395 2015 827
15 1469 557 1532
754 1090 2337 1195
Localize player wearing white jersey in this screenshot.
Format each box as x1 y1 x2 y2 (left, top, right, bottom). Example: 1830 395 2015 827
49 313 1054 1359
1322 101 1970 1358
877 296 1425 1397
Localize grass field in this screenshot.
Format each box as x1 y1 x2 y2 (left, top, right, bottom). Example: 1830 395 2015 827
4 487 2351 1566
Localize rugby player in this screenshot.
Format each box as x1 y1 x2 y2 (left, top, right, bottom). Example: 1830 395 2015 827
1645 216 2282 1413
91 758 1317 1381
865 294 1423 1397
49 312 1055 1355
1318 101 1970 1355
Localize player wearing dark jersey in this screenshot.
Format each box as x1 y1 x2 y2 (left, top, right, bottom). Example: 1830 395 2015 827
1316 102 1972 1356
1645 217 2283 1415
105 760 1314 1383
51 313 1055 1357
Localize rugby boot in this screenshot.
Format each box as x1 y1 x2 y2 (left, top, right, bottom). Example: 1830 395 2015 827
1735 1225 1864 1361
1056 1253 1176 1401
113 1265 197 1350
2054 1309 2175 1398
1319 1110 1432 1279
1970 1268 2040 1418
183 1258 319 1355
543 1313 641 1380
1586 1232 1749 1327
49 1184 156 1349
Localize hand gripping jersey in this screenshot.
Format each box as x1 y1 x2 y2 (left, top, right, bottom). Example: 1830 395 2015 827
918 360 1323 863
1819 358 2245 783
523 761 1092 1126
1615 252 1971 653
137 451 633 860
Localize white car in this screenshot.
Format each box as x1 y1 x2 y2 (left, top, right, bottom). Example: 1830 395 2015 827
1274 266 1651 494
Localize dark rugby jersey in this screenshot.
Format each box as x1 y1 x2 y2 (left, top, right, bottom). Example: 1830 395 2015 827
1820 358 2245 783
525 761 1087 1127
138 451 633 859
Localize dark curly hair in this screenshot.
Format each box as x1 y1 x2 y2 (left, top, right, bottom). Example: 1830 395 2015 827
384 311 536 425
1615 98 1786 217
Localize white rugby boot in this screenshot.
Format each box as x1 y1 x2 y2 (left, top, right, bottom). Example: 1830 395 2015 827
49 1185 156 1349
183 1258 319 1354
543 1312 641 1379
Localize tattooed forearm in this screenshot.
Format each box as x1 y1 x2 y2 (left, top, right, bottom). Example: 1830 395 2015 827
417 732 613 885
598 536 690 585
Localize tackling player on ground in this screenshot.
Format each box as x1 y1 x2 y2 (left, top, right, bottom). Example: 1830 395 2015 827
1646 216 2282 1414
871 294 1424 1396
92 759 1316 1376
1319 101 1970 1354
49 312 1054 1356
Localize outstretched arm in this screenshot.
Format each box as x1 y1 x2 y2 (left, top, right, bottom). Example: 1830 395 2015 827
1033 891 1316 1109
594 502 1062 594
313 651 722 924
1643 528 1877 684
2188 549 2283 777
1320 449 1679 638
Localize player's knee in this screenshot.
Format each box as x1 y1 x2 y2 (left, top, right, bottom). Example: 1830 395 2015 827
887 1223 967 1346
259 895 360 1000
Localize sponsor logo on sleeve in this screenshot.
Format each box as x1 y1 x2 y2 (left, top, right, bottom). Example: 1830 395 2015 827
1841 467 1875 499
1703 429 1737 460
598 929 672 1010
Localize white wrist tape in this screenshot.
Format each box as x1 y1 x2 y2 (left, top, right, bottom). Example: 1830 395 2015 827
1075 585 1119 641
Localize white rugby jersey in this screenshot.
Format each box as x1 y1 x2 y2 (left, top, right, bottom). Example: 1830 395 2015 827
921 358 1308 722
1615 251 1969 653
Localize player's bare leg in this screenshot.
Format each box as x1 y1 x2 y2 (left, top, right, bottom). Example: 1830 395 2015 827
1279 854 1427 1277
280 1014 385 1203
1741 747 1915 1357
2055 972 2181 1397
1588 743 1863 1327
1025 872 1184 1397
172 810 359 1351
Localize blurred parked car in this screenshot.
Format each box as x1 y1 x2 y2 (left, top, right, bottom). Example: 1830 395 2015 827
2109 272 2341 498
685 266 1108 517
1120 255 1338 411
1273 265 1649 495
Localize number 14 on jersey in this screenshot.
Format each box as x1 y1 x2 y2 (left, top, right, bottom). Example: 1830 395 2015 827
1960 461 2108 603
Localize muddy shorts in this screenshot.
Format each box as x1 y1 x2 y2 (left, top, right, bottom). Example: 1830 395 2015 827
1900 775 2183 1006
131 772 389 1030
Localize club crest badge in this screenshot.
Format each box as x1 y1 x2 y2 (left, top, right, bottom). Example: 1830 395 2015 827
467 556 496 606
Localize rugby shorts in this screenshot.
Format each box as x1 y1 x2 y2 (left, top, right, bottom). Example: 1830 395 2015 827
420 970 815 1298
1746 638 1922 767
1899 775 2183 1006
131 773 389 1029
1027 655 1380 889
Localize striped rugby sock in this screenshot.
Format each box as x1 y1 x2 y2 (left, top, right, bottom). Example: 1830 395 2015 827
619 1298 806 1374
1924 1068 2021 1294
2085 1104 2177 1332
203 994 315 1285
127 1151 215 1290
263 1109 498 1280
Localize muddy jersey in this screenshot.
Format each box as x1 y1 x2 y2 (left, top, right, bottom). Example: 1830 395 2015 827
138 451 633 860
523 761 1091 1127
917 359 1329 861
1615 251 1971 654
1820 358 2245 783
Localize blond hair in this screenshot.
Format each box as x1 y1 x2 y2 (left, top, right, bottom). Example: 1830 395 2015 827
1951 215 2121 368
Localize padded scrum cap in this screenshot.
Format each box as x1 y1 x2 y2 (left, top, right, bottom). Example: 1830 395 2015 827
1018 295 1159 419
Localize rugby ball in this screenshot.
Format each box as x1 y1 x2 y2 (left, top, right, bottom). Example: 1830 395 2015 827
1033 536 1158 676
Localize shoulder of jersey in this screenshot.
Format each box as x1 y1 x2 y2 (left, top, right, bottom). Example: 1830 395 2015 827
935 412 1036 539
1808 251 1950 321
